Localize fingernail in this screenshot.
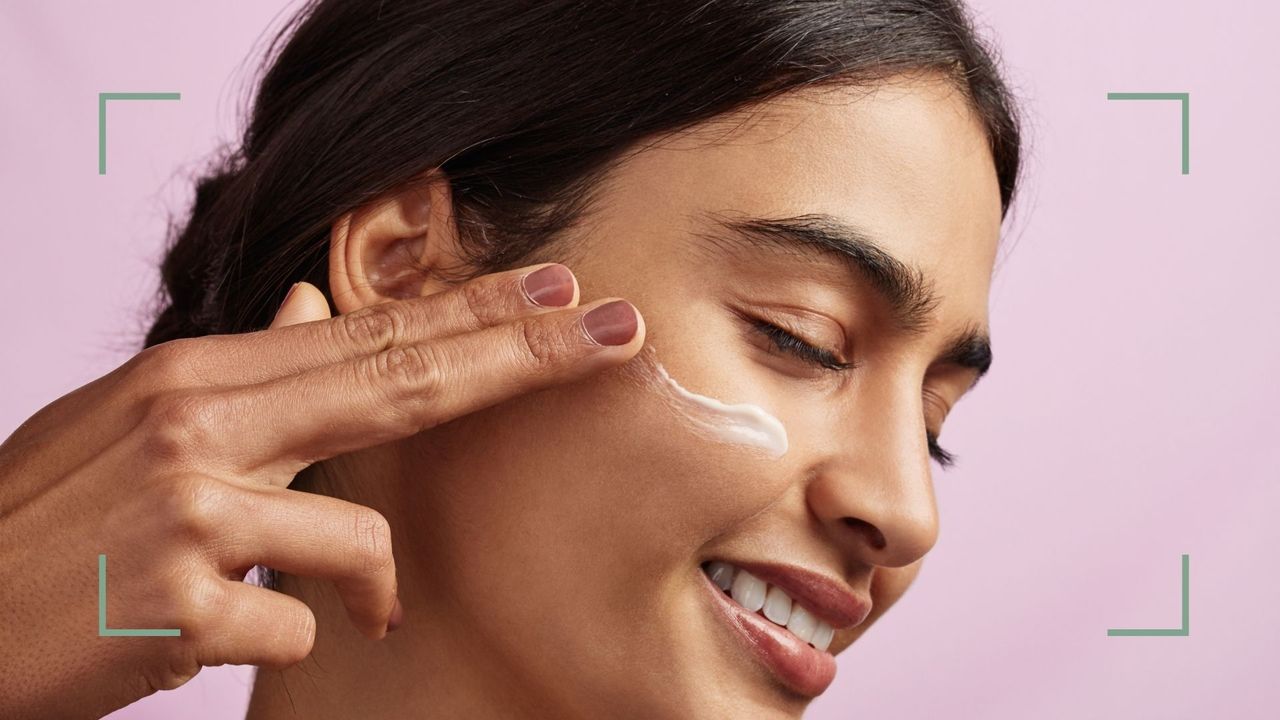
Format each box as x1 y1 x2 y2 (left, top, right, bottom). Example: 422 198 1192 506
271 283 301 325
520 264 575 307
281 282 300 307
582 300 637 346
386 596 404 633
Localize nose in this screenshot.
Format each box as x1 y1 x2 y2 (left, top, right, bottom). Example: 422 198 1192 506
804 378 940 569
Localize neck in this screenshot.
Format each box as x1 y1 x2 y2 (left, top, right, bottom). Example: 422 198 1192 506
245 565 559 719
245 452 565 719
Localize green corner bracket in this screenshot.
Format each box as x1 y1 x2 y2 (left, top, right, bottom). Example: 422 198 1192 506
1105 92 1190 175
1107 553 1189 637
97 92 181 175
98 554 181 637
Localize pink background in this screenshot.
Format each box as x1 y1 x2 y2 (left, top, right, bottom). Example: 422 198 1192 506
2 1 1277 718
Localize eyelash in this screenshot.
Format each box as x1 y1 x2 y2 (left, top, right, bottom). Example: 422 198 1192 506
926 431 956 469
749 317 855 372
750 317 957 469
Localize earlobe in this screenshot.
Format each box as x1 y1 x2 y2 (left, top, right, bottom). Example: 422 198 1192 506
327 170 467 314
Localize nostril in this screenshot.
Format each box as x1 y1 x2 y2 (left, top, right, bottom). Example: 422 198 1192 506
843 517 887 550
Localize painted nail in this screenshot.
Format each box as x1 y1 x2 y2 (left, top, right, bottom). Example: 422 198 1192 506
520 264 575 307
582 300 637 346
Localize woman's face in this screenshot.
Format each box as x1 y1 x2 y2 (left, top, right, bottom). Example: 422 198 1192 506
394 75 1001 718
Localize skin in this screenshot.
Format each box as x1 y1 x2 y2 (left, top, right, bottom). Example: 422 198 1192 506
248 73 1002 718
0 256 645 718
0 72 998 719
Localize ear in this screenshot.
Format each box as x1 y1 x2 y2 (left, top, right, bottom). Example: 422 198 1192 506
328 168 471 314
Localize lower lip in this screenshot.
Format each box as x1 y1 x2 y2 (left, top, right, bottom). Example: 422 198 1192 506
699 569 838 697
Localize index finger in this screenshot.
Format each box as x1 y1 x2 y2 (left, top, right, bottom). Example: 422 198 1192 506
204 295 645 480
147 262 581 388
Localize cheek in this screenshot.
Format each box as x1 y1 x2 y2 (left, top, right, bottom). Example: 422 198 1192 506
619 343 789 460
397 310 806 696
419 331 798 581
495 355 793 559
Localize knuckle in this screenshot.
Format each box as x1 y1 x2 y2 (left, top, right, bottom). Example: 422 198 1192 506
350 508 394 578
514 317 560 371
340 305 404 351
457 274 505 327
375 344 444 395
130 338 202 389
183 575 233 624
159 475 229 540
140 655 201 694
139 392 224 463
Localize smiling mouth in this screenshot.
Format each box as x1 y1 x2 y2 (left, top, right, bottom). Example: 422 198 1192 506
699 560 840 698
701 561 835 651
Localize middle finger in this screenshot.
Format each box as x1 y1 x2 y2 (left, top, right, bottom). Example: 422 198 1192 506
166 262 580 387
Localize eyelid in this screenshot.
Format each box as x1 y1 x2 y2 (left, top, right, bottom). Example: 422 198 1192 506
747 308 849 355
922 387 950 423
921 389 956 468
766 307 848 350
749 315 855 372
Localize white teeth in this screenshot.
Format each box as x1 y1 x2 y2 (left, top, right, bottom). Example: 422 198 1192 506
730 569 767 613
811 622 834 652
707 561 735 592
785 603 818 643
704 562 838 653
762 584 792 625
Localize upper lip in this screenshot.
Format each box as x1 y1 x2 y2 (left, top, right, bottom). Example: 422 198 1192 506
718 559 872 631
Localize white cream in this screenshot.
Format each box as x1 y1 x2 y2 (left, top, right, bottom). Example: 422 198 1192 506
618 344 789 458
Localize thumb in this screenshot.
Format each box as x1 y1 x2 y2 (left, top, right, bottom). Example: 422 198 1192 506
269 281 333 328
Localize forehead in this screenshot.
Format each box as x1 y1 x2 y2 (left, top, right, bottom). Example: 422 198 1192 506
596 74 1003 333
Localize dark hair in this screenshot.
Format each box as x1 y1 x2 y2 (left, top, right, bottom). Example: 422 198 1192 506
143 0 1023 349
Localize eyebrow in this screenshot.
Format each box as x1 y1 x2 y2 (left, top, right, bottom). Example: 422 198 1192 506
690 210 994 388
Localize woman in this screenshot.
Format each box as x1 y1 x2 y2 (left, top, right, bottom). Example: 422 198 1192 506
0 0 1022 717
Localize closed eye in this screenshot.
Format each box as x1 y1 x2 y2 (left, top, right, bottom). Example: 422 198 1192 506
749 317 958 469
748 317 855 372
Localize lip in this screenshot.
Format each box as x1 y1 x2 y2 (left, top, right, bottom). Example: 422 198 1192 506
723 559 872 631
700 568 838 697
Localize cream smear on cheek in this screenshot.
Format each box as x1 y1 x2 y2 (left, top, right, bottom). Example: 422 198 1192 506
618 344 789 459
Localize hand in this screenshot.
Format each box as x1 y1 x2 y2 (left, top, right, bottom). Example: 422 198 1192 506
0 263 643 719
